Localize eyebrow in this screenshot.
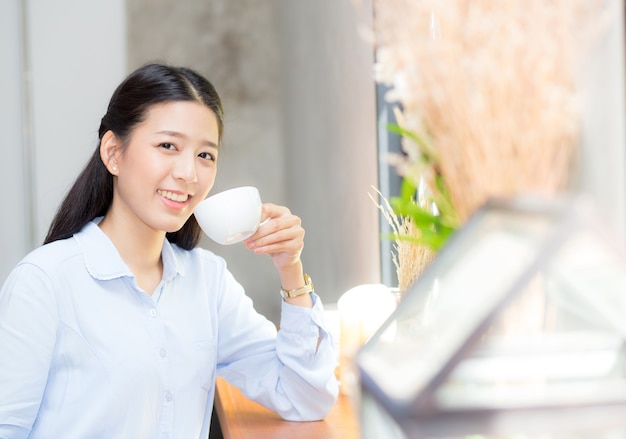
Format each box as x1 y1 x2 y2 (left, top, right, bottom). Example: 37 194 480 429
157 130 219 149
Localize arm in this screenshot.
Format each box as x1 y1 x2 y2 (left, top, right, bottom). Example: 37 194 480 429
214 273 338 421
0 264 58 439
215 203 338 420
245 203 312 308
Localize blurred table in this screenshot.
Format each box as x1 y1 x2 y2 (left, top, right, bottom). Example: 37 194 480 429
214 377 360 439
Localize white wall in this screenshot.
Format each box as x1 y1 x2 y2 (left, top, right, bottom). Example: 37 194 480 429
0 0 127 281
0 0 29 282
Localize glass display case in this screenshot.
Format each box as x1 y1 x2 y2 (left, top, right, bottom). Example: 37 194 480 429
356 195 626 439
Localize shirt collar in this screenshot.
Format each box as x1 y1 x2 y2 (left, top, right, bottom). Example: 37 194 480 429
161 235 186 280
74 218 186 281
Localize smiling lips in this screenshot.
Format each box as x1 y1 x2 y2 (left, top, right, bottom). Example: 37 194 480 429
158 189 190 203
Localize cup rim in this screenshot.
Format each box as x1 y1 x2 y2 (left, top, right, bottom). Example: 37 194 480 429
198 185 258 204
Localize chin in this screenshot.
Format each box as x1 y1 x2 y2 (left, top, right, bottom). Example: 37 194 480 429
159 220 189 235
166 225 187 234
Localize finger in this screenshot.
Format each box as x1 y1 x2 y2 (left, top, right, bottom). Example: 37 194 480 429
253 214 301 241
261 203 290 220
252 241 302 256
247 226 304 252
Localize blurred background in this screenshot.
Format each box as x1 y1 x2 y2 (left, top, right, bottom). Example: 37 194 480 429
0 0 381 323
1 0 624 324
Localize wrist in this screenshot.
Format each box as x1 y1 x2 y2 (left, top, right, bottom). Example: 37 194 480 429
280 268 314 308
278 261 305 291
280 274 313 299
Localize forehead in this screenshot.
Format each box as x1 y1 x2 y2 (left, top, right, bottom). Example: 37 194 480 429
138 101 220 144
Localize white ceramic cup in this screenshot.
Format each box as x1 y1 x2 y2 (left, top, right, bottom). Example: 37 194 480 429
194 186 264 245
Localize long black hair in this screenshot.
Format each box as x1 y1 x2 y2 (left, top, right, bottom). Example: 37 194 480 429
44 63 224 250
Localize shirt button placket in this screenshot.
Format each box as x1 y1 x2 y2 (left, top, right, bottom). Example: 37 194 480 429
148 305 174 437
164 390 173 403
159 388 175 437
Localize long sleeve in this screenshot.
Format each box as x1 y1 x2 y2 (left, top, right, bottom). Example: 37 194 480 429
214 270 338 421
0 263 58 439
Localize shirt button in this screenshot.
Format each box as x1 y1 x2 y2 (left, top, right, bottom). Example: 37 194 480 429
165 390 173 402
150 308 157 317
159 348 167 358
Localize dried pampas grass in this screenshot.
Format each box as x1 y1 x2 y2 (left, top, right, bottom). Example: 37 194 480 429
370 188 434 292
374 0 611 221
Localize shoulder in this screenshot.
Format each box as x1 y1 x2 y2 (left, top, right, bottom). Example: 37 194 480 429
18 237 82 275
1 237 81 295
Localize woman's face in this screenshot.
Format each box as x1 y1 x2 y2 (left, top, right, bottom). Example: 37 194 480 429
111 101 220 234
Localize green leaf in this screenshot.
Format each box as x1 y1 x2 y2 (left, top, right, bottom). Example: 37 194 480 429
386 123 438 163
388 195 457 251
399 178 417 201
378 124 460 252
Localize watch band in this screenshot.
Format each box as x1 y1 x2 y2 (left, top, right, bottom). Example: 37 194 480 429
280 273 314 298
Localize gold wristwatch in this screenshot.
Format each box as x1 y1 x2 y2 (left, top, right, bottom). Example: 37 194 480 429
280 274 314 298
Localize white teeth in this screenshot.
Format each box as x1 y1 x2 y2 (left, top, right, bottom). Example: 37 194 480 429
158 190 188 202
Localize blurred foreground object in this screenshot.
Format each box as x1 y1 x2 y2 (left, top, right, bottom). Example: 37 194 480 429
357 195 626 439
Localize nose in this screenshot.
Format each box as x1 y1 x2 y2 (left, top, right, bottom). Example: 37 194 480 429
173 154 198 183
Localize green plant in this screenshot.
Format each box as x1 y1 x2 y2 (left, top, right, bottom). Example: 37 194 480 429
389 177 457 251
371 123 459 291
385 123 460 252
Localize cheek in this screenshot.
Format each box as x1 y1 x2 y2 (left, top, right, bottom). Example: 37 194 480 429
121 152 160 183
115 175 145 205
115 160 162 202
196 170 216 199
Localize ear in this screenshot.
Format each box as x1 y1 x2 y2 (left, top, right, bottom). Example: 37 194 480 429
100 130 121 175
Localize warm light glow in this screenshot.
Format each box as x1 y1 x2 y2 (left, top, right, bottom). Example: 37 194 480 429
337 284 397 395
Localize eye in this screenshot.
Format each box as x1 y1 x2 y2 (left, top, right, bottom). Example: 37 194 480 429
198 151 216 162
159 142 177 150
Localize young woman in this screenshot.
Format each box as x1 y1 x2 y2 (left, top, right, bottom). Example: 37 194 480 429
0 63 338 438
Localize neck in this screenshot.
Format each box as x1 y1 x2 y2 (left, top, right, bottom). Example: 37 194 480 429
99 209 165 294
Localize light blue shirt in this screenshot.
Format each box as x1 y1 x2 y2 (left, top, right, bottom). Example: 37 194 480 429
0 220 338 438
